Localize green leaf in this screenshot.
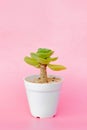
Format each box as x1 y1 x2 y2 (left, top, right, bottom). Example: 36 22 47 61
47 57 58 62
24 56 40 68
30 53 50 64
48 64 66 71
36 51 54 58
37 48 52 53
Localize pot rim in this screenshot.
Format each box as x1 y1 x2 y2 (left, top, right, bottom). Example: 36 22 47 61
24 75 64 85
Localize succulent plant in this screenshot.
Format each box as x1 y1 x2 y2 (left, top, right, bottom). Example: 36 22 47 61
24 48 66 83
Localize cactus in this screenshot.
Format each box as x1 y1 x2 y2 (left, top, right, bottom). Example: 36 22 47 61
24 48 66 83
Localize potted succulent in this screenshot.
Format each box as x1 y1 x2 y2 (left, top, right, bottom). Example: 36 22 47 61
24 48 66 118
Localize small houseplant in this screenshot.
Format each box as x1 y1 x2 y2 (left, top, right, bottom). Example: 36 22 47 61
24 48 66 118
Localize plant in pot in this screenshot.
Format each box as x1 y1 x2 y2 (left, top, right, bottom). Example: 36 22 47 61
24 48 66 118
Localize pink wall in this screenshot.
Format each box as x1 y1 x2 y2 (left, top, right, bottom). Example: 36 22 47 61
0 0 87 129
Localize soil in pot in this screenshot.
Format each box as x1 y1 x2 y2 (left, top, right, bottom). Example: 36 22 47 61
27 76 61 83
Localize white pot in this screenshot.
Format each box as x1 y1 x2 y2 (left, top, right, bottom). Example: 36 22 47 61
24 75 63 118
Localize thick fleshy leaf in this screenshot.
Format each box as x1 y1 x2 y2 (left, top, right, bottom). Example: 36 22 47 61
30 53 50 64
47 57 58 62
48 64 66 71
24 56 40 68
36 51 54 58
37 48 52 53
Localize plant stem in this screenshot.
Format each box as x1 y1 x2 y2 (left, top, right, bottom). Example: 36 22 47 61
40 64 48 83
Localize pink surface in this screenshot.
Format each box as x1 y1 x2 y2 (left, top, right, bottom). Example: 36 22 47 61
0 0 87 129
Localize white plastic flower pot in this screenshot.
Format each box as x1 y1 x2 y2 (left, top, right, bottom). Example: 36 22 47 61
24 75 63 118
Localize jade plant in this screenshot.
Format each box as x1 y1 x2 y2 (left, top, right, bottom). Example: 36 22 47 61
24 48 66 83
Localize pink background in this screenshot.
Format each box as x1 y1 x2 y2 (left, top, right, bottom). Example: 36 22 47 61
0 0 87 129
